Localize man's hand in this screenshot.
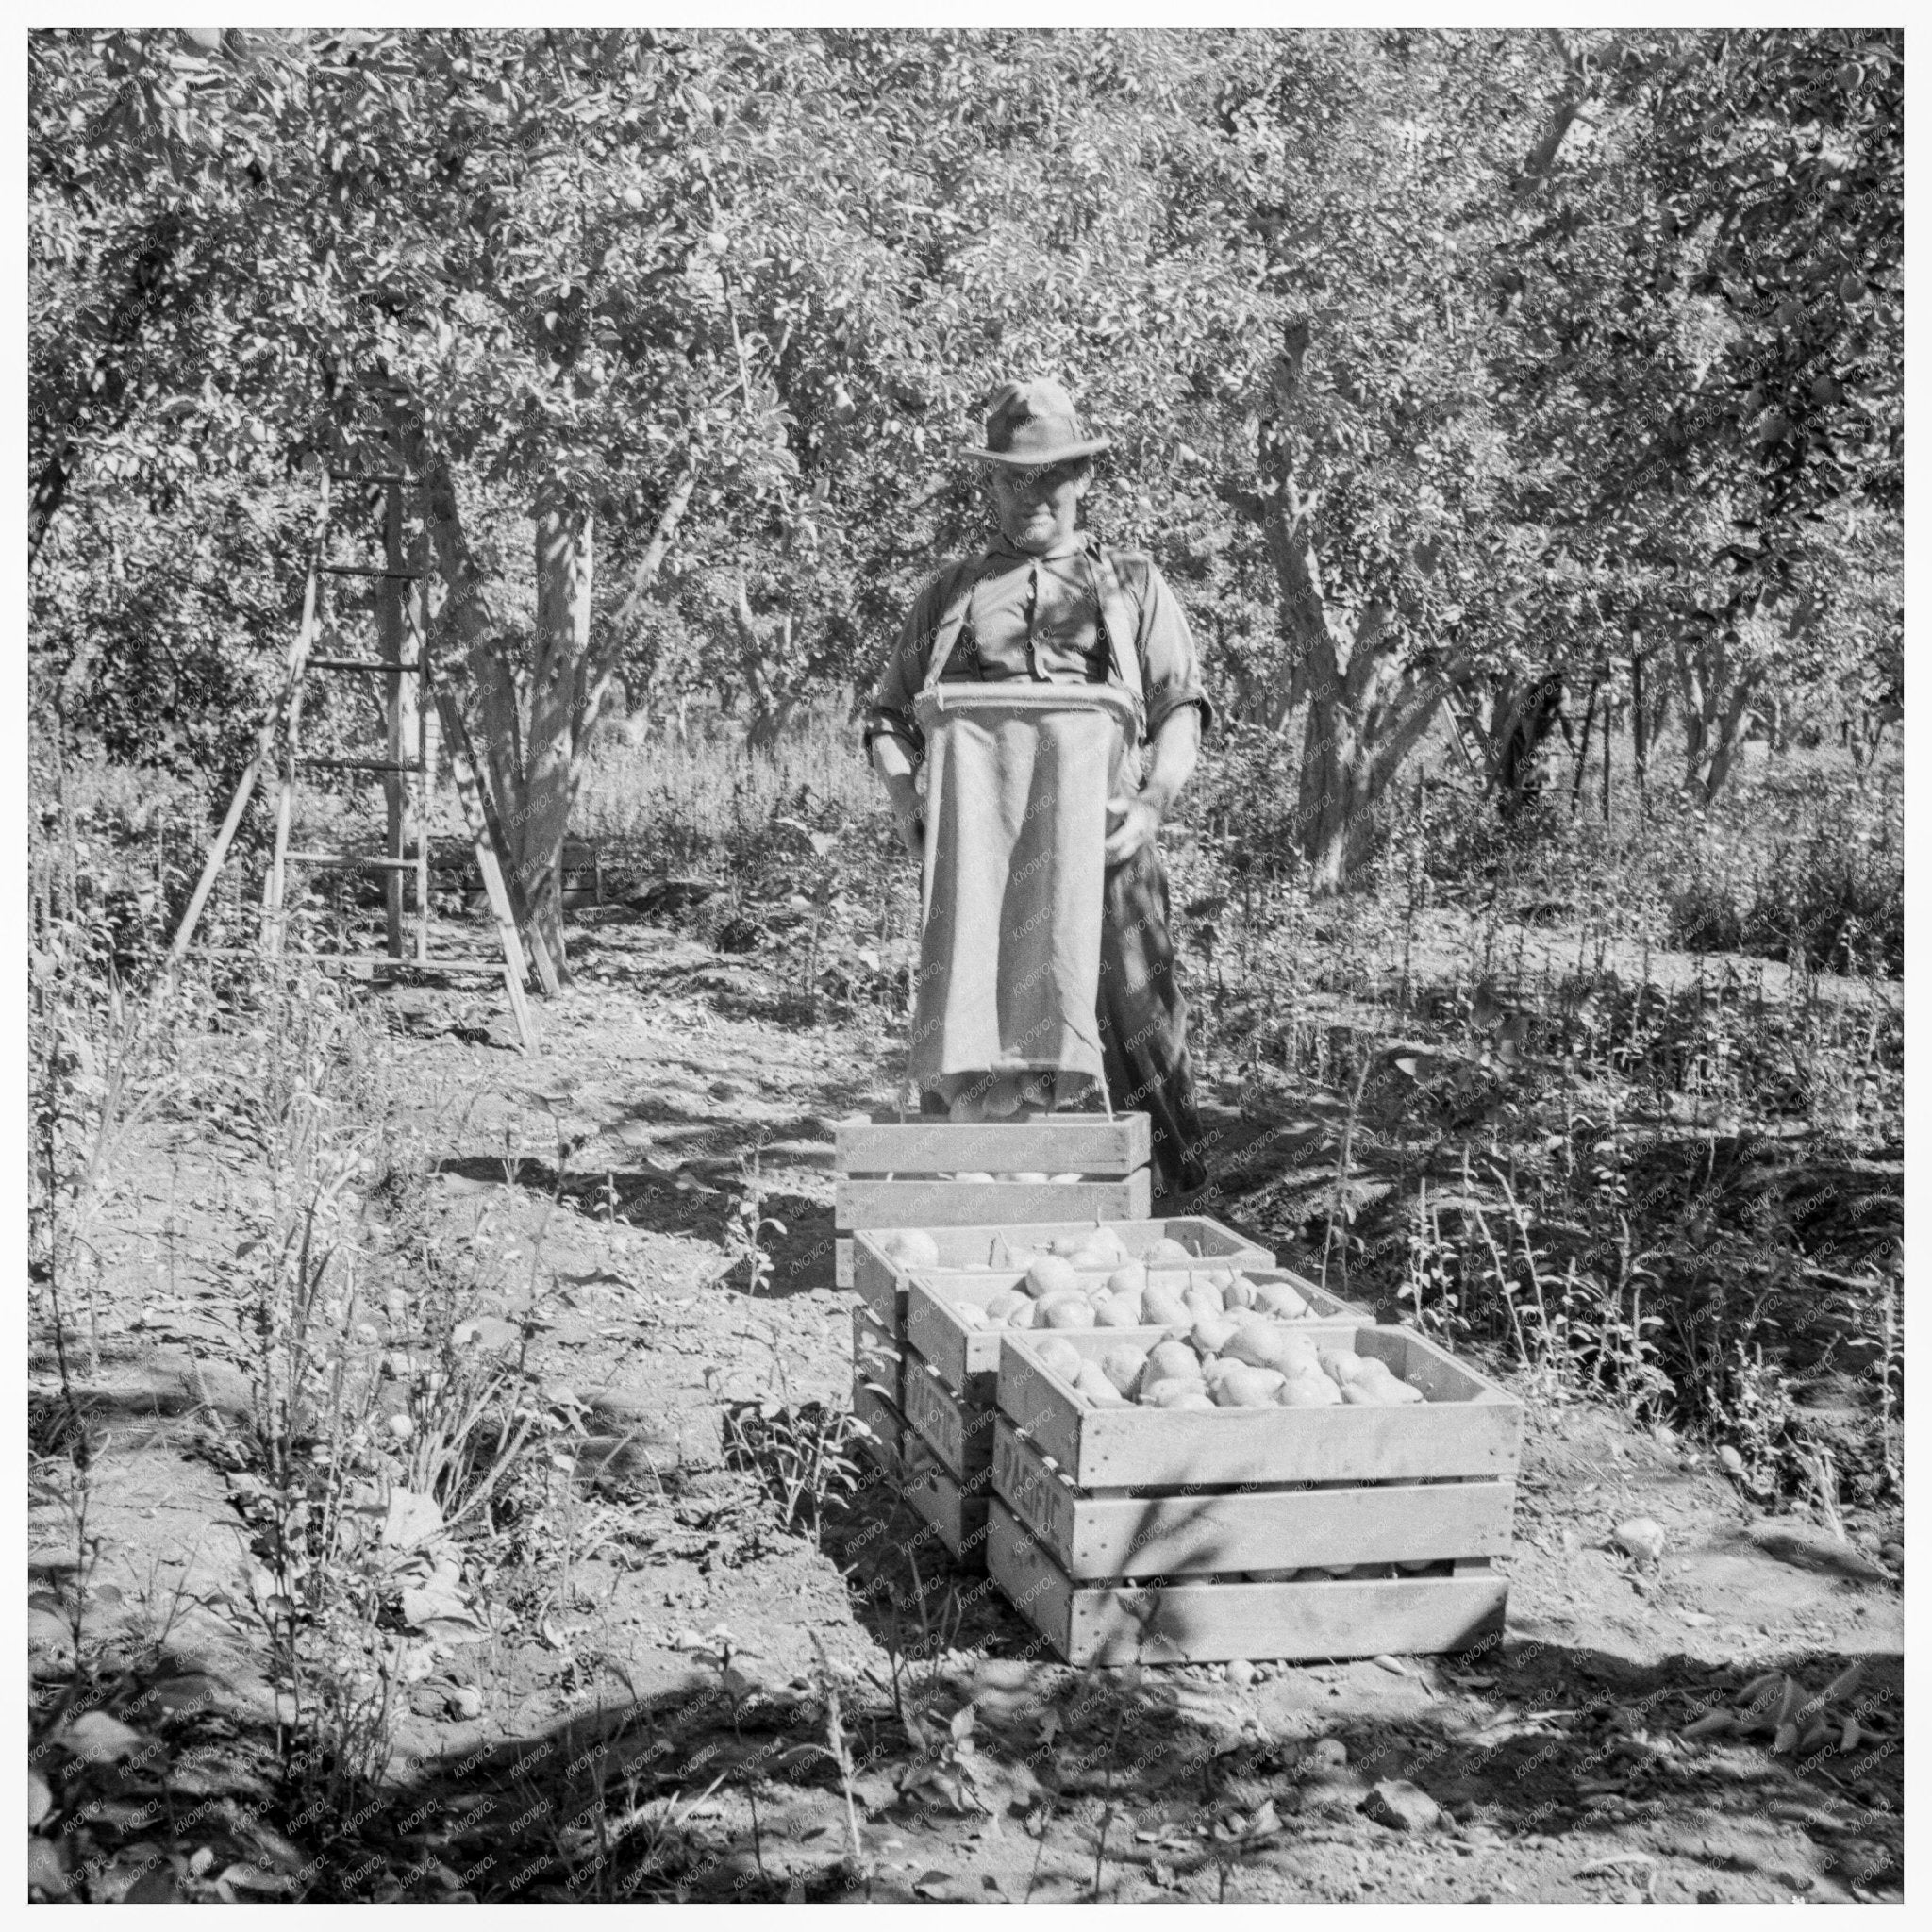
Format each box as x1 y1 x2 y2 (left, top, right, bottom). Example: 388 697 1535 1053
1104 791 1162 867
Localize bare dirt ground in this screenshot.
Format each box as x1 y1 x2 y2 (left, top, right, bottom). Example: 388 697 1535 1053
29 906 1904 1905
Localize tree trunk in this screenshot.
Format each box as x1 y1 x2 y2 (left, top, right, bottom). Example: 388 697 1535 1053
1671 625 1761 807
509 495 594 970
727 578 806 754
1257 317 1456 893
413 438 693 981
1487 671 1567 821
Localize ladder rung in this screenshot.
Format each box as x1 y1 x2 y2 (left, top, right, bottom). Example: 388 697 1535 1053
319 563 423 581
297 756 423 773
284 850 425 870
308 656 427 674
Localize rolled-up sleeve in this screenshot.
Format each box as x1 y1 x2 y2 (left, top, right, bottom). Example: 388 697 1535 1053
1133 559 1216 741
862 566 956 759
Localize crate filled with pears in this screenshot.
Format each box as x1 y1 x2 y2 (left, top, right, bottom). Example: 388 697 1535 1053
849 1217 1337 1572
985 1302 1523 1666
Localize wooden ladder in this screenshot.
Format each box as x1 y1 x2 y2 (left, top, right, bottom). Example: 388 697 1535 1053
165 462 555 1046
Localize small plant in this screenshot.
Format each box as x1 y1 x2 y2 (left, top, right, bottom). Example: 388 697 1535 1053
717 1152 785 1295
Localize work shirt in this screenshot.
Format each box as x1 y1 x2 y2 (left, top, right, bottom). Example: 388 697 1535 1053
863 532 1213 759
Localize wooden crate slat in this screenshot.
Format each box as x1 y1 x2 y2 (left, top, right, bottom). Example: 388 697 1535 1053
848 1216 1275 1334
905 1460 997 1570
909 1265 1364 1400
987 1501 1508 1665
992 1418 1516 1580
836 1115 1150 1175
902 1346 996 1481
838 1175 1151 1232
836 1236 857 1290
998 1325 1524 1491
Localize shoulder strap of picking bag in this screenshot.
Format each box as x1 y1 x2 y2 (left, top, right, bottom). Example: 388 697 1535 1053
1086 539 1145 741
919 559 984 694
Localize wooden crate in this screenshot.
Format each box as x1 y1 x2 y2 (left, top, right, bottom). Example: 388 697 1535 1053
903 1457 998 1571
995 1324 1522 1491
903 1343 997 1481
982 1321 1519 1664
987 1500 1507 1666
850 1214 1275 1340
833 1115 1154 1287
907 1264 1359 1409
991 1416 1517 1580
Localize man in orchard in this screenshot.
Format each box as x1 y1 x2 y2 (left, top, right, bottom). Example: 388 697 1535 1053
863 377 1212 1200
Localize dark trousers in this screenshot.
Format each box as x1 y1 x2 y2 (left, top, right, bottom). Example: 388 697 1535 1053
1097 842 1208 1195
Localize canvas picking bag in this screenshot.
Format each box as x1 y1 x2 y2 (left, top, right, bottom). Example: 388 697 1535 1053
906 681 1138 1109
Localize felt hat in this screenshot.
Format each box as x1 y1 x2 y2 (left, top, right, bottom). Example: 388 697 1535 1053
959 377 1110 467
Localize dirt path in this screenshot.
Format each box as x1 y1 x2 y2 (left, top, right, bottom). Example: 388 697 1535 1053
29 913 1904 1903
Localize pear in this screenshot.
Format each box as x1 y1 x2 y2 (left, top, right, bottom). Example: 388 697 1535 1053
1341 1379 1391 1406
1212 1366 1286 1408
1093 1294 1142 1329
1222 1274 1258 1310
1317 1346 1371 1386
1145 1236 1195 1264
1278 1372 1343 1407
1141 1283 1191 1329
1024 1255 1081 1301
985 1291 1027 1324
1074 1360 1129 1407
1040 1296 1097 1331
1004 1298 1037 1330
1106 1262 1150 1300
1255 1280 1311 1320
1146 1339 1203 1384
1183 1288 1225 1325
1101 1344 1149 1397
1034 1337 1084 1383
879 1228 941 1270
1221 1314 1306 1372
1191 1314 1238 1356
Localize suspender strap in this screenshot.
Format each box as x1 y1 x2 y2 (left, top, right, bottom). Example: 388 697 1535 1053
917 542 1145 742
1086 540 1145 740
918 560 982 694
